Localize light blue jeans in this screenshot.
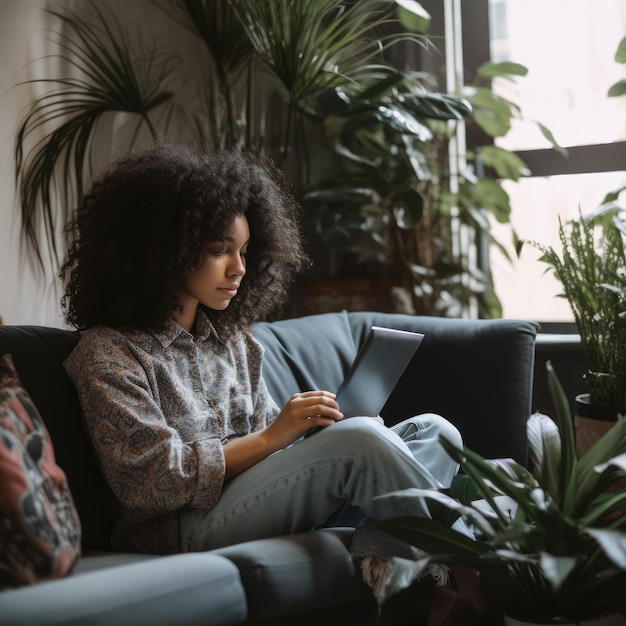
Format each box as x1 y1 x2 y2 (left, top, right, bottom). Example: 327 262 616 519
180 414 461 551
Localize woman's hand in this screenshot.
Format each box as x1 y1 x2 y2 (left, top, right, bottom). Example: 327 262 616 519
265 390 343 449
222 394 387 479
223 391 342 479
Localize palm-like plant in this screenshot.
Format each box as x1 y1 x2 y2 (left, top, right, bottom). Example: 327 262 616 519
16 0 457 273
15 2 177 267
371 361 626 622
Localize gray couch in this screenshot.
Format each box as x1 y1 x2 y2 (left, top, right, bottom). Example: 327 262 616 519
0 311 538 625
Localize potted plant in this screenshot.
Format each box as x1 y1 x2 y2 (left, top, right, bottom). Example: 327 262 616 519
519 205 626 455
369 361 626 624
13 0 469 284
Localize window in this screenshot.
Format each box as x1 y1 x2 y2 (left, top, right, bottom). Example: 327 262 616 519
472 0 626 322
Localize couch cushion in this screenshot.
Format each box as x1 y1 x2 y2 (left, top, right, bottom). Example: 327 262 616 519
213 527 370 620
0 354 81 589
0 552 247 626
253 311 357 406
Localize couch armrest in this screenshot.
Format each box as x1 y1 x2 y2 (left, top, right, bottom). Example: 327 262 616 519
0 553 247 626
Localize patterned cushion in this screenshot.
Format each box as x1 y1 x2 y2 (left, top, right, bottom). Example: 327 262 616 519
0 353 81 588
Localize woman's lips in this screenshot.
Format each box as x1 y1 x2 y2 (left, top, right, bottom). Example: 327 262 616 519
219 286 239 297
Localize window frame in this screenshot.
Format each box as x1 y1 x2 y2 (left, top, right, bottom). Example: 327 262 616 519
423 0 626 327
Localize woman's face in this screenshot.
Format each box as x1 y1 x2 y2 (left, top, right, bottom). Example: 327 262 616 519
173 214 250 331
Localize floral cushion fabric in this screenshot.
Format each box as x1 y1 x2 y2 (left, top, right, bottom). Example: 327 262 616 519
0 353 81 588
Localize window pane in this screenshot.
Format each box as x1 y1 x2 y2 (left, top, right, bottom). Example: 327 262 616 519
491 171 626 323
489 0 626 150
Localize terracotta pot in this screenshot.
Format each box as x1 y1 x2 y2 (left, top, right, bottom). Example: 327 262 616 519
504 613 626 626
574 393 626 457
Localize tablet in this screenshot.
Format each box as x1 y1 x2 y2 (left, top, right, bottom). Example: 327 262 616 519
335 326 424 418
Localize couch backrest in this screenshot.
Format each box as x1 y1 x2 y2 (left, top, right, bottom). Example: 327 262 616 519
346 312 538 462
255 312 538 463
0 312 537 551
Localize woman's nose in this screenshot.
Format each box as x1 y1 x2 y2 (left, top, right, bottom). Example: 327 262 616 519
229 255 246 276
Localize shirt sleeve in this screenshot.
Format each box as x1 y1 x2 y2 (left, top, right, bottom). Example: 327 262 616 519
66 337 226 515
244 333 281 430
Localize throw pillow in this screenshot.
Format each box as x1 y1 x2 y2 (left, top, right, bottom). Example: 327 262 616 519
0 353 81 588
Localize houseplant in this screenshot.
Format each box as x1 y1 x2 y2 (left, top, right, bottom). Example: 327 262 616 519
15 0 560 320
370 360 626 624
301 55 564 318
13 0 469 283
519 205 626 457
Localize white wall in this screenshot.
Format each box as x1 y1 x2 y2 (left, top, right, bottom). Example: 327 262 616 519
1 0 66 327
0 0 205 328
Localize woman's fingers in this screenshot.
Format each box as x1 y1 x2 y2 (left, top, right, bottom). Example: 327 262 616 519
295 390 336 400
288 391 343 422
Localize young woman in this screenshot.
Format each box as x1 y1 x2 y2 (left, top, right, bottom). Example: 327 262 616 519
61 143 464 599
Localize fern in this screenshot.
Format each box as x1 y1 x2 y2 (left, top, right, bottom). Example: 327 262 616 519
521 209 626 407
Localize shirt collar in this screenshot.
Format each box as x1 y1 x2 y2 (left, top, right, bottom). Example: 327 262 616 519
151 309 216 348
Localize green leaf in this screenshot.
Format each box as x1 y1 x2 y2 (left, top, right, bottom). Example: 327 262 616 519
615 35 626 63
472 109 510 138
304 186 380 205
439 436 535 523
373 487 498 537
586 528 626 569
233 0 414 105
538 553 577 591
15 1 175 269
459 178 511 223
479 145 530 181
545 362 578 513
374 105 433 140
358 73 406 101
466 87 518 118
594 450 626 474
527 412 562 501
399 92 472 121
450 473 479 505
537 123 569 157
476 61 528 80
600 181 626 205
581 490 626 525
608 79 626 98
395 1 431 33
373 515 492 558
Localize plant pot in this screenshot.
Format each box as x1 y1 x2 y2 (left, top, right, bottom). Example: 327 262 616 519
292 278 409 316
574 393 626 457
504 613 626 626
574 393 626 520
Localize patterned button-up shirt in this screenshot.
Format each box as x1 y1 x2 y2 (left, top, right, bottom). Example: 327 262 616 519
64 311 279 554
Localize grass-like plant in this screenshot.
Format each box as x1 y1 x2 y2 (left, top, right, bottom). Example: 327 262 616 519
519 207 626 408
371 361 626 622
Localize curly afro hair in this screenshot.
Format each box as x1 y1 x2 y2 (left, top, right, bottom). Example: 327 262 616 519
60 143 309 333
